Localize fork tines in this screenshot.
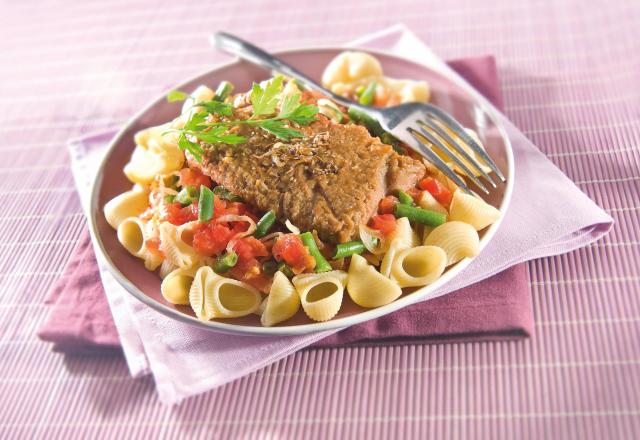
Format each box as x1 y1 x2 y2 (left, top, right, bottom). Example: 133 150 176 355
408 107 505 195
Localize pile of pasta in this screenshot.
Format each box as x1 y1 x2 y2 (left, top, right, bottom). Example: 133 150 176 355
321 51 430 105
103 76 503 328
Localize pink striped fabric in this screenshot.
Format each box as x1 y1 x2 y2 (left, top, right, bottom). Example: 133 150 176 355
1 1 639 438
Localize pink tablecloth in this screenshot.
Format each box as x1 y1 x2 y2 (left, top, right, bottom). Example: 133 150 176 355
1 1 639 438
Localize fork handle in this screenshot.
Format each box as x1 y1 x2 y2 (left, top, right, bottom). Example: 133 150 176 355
212 32 358 109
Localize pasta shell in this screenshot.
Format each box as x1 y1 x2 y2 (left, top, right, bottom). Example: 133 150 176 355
159 222 199 269
424 221 480 266
390 246 446 288
117 217 145 256
189 266 222 321
159 260 178 279
449 189 501 231
261 272 301 327
103 187 149 229
380 217 417 278
125 124 184 185
161 266 198 305
321 51 383 89
347 254 402 308
292 271 347 322
209 278 262 318
116 217 162 270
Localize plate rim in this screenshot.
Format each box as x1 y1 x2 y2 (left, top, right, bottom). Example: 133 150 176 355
89 46 515 336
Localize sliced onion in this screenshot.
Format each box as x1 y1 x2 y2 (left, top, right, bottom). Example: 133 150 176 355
359 224 386 255
259 231 284 243
285 219 301 235
218 215 257 253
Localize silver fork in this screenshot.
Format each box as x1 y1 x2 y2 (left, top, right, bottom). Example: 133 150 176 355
212 32 506 194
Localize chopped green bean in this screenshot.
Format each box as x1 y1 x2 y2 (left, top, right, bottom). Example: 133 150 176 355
347 106 385 137
358 81 377 105
394 203 446 227
398 190 415 206
213 81 234 102
333 241 366 259
354 85 366 97
174 185 199 206
164 194 175 204
300 232 332 273
214 251 238 273
198 186 214 222
277 262 295 278
213 185 241 202
254 210 276 238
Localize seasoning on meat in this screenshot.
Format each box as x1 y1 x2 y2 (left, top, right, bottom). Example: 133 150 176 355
188 122 425 243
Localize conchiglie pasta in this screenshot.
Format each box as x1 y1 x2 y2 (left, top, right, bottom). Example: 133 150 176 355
125 123 184 185
208 278 262 318
449 189 501 231
116 217 162 270
189 266 223 321
159 222 199 269
347 254 402 308
159 259 178 279
390 246 446 288
292 271 347 322
161 266 199 305
104 187 149 229
261 271 300 327
321 51 383 94
424 221 480 266
380 217 418 278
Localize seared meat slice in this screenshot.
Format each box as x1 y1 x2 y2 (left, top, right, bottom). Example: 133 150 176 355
189 122 425 243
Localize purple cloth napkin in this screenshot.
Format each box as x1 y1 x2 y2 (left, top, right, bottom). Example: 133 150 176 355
38 55 533 352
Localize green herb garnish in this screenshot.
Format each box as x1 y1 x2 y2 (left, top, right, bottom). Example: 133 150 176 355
164 76 319 163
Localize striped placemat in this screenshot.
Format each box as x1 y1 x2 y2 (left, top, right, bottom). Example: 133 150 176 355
1 1 639 438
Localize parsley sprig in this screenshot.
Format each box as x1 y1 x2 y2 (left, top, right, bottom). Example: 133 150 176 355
165 77 318 162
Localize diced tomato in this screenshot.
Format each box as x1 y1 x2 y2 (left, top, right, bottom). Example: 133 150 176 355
378 195 399 215
179 168 211 189
418 177 452 205
192 222 234 256
145 237 165 258
229 261 272 293
164 202 199 225
232 236 269 261
272 234 315 273
213 195 226 219
369 214 397 236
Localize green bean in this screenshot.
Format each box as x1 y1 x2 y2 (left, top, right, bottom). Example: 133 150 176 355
213 81 234 102
214 251 238 273
347 106 385 137
380 132 404 154
358 81 377 106
198 185 214 222
333 241 366 259
164 194 175 204
300 232 332 273
398 190 415 206
254 210 276 238
213 185 241 202
354 85 366 97
394 203 446 227
277 262 295 278
174 185 199 206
